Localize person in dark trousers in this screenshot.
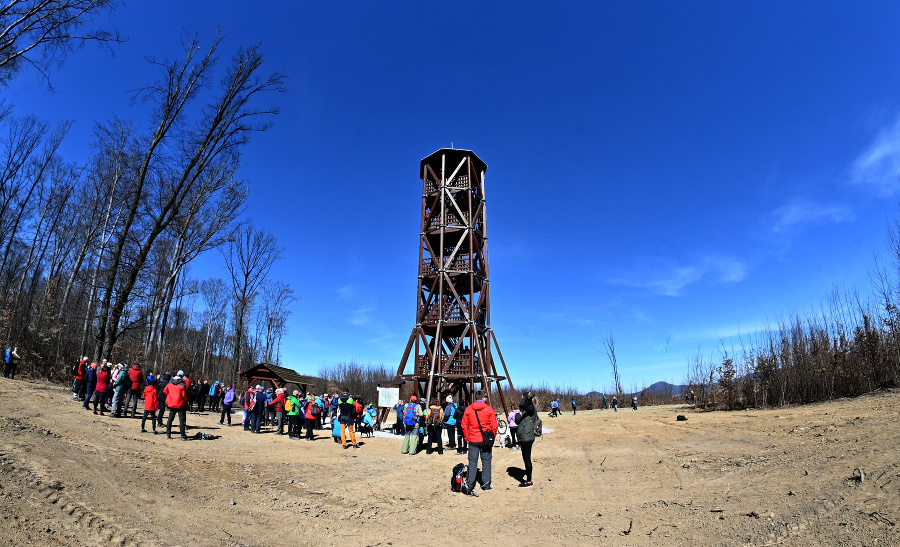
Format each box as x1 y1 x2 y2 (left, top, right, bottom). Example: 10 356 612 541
461 390 498 496
164 375 188 440
516 391 537 488
156 373 171 425
82 362 97 410
631 395 638 411
268 388 287 435
72 357 87 400
455 399 469 456
443 396 458 449
92 363 111 415
3 346 20 379
141 379 159 433
249 386 265 433
571 397 577 415
124 364 144 417
219 385 235 426
425 398 444 455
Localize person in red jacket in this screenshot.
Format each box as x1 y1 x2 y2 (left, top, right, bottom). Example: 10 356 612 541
164 375 189 440
92 363 111 415
268 388 287 435
124 364 144 417
141 379 159 434
461 390 498 496
72 357 88 400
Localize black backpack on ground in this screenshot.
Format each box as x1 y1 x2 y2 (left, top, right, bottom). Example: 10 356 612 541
451 463 468 493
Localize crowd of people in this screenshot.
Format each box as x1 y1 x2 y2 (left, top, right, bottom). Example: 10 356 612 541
7 355 542 493
67 358 379 445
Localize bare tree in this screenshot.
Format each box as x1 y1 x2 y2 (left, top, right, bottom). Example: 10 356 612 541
601 332 623 396
223 224 282 383
0 0 122 86
256 279 295 364
198 277 227 376
93 34 283 360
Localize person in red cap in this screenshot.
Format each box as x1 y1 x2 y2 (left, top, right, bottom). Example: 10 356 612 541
400 395 423 454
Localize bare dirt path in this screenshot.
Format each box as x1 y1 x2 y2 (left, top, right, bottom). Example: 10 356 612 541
0 378 897 546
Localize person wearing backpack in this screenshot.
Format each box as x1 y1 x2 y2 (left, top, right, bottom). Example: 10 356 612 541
461 390 498 495
571 397 577 415
425 398 445 455
337 389 360 449
219 384 235 426
515 391 538 488
400 396 423 455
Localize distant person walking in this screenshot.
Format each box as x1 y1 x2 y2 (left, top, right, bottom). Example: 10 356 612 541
571 397 577 415
516 391 537 488
461 390 498 496
631 395 638 411
612 396 619 412
549 399 559 417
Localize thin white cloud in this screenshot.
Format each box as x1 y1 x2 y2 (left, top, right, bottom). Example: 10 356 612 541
348 306 373 326
336 284 357 301
609 256 747 297
851 117 900 196
767 201 854 233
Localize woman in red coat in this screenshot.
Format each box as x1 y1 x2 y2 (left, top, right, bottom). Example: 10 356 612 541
141 380 159 434
92 363 111 415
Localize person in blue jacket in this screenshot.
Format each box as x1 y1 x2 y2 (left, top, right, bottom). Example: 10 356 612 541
443 395 459 449
571 397 577 415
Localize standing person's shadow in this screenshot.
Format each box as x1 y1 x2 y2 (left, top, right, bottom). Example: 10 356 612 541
506 466 527 483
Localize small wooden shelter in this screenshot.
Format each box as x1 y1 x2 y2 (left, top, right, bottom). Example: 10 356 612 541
238 363 316 395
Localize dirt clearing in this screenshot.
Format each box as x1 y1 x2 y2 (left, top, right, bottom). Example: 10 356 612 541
0 378 897 546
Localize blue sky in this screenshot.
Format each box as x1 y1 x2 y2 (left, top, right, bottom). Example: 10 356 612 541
6 2 900 391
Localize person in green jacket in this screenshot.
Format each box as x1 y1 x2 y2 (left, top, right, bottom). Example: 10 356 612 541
286 390 302 439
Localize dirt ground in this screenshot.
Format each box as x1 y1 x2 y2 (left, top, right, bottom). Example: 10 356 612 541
0 379 898 546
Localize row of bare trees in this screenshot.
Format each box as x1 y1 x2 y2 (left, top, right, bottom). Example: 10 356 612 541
686 284 900 410
1 4 296 385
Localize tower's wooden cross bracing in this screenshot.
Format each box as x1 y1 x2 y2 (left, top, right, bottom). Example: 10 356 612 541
392 149 515 414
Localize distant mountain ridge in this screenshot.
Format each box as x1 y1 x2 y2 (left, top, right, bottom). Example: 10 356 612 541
584 382 689 397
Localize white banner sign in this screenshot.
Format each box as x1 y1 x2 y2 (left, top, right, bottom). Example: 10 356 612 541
377 386 399 408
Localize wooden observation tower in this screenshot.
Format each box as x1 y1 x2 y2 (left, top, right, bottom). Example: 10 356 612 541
393 148 515 414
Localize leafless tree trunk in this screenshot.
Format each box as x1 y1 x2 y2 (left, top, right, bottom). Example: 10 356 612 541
94 34 283 360
601 332 623 396
223 225 282 384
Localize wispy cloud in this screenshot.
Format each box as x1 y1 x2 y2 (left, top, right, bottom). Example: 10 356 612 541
609 256 747 297
851 117 900 196
766 201 854 233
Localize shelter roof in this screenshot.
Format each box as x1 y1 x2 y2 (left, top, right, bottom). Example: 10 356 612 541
239 363 317 387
